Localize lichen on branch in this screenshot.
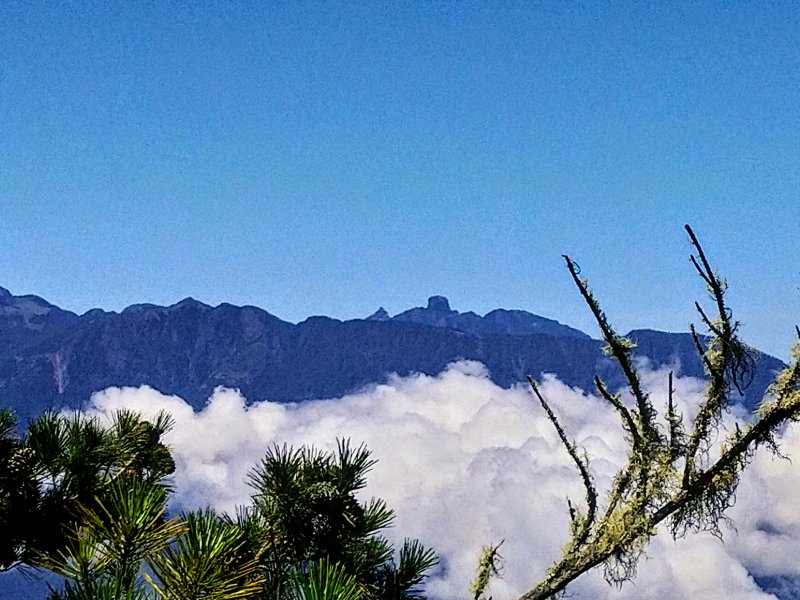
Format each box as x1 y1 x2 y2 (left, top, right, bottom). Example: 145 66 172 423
478 225 800 600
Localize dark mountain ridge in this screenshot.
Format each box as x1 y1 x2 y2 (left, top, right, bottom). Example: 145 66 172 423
384 295 591 340
0 289 791 600
0 289 785 424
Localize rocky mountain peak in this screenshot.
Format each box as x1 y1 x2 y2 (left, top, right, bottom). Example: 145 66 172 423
426 296 452 312
367 307 390 321
0 286 785 428
168 297 211 313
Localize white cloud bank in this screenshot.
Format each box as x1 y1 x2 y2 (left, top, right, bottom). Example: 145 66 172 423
84 362 800 600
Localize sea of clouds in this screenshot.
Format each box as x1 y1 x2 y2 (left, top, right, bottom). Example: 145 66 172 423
82 362 800 600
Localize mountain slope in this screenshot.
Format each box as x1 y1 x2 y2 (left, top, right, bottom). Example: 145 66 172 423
386 295 591 339
0 291 784 423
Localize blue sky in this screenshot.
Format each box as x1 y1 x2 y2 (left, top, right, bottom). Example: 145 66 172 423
1 2 798 358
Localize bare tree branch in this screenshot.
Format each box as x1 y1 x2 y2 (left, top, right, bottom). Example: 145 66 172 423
498 226 800 600
528 377 597 550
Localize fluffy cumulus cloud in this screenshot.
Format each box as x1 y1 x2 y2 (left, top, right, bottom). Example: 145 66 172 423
84 362 800 600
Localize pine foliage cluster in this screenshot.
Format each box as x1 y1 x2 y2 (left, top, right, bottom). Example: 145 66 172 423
0 412 437 600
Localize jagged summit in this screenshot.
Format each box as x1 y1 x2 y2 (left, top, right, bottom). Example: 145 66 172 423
0 287 69 317
390 295 590 340
0 286 55 310
367 307 390 321
0 287 78 349
426 295 452 312
170 297 211 311
122 297 212 315
0 285 785 425
122 303 161 314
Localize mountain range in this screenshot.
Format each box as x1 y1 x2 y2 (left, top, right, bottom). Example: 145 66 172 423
0 287 785 424
0 286 793 599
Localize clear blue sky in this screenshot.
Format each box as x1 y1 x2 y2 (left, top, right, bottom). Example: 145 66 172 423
1 2 798 358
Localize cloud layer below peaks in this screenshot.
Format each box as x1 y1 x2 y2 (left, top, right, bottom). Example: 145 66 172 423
85 362 797 600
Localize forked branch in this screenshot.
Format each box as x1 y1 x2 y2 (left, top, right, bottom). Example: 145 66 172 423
505 226 800 600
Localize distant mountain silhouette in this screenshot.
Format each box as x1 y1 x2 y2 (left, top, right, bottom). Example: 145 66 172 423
386 295 591 339
0 289 785 424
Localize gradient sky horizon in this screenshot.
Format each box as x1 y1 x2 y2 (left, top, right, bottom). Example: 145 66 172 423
1 2 798 359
